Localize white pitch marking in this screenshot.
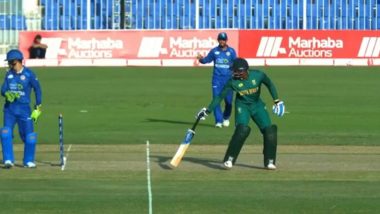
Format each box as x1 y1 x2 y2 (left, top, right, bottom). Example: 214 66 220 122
146 140 153 214
61 144 72 171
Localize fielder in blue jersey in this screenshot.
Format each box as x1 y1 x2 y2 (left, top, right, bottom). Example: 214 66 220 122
197 32 237 128
1 49 42 168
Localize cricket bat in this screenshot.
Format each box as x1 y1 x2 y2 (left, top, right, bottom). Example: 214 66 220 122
169 115 202 168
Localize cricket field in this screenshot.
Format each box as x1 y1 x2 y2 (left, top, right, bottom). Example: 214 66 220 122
0 66 379 213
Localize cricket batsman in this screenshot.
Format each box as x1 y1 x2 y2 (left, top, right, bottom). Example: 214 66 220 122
197 58 285 170
1 49 42 168
197 32 237 128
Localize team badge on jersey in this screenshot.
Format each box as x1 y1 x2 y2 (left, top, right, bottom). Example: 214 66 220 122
238 83 244 87
20 75 26 81
226 52 230 56
252 80 256 85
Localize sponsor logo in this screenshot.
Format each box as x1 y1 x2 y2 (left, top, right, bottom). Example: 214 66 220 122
252 80 256 85
256 36 344 58
357 37 380 57
7 75 13 79
215 51 220 55
137 37 166 57
42 37 124 59
238 83 244 87
137 36 218 58
169 37 218 57
256 37 286 57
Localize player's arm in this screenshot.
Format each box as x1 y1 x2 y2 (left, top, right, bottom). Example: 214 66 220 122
231 48 237 61
1 73 10 97
206 80 233 113
262 72 286 117
30 72 42 106
198 50 214 64
262 73 279 102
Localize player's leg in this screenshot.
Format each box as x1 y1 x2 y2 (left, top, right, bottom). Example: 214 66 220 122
251 106 277 169
221 76 233 127
212 78 223 127
222 89 233 127
1 109 17 168
222 104 251 169
262 125 277 170
17 111 37 168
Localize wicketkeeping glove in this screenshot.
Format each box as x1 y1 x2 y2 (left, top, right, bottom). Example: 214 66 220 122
5 91 20 103
272 100 285 117
196 107 209 120
31 105 42 123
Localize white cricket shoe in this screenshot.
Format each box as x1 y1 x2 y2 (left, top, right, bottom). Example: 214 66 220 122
266 160 276 170
215 123 223 128
4 160 14 168
222 119 230 127
24 162 36 168
222 160 233 169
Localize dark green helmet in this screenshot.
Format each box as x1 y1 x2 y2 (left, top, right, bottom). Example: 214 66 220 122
232 58 249 71
232 58 249 80
217 32 228 41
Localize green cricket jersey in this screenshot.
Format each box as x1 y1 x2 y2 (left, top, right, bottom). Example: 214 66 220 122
207 69 279 112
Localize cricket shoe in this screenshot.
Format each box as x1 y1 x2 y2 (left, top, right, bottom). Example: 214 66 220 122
215 123 223 128
24 162 36 168
4 160 14 169
222 119 230 127
266 160 276 170
222 160 233 169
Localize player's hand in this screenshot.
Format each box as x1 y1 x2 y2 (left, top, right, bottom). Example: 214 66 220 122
272 100 285 117
196 53 203 60
196 107 209 120
31 105 42 123
4 91 19 103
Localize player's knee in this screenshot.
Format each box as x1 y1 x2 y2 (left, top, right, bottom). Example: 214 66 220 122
235 124 251 138
1 127 12 139
26 132 37 145
263 125 277 141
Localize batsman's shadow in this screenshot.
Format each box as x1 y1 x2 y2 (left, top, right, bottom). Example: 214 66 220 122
145 118 214 128
151 155 226 170
234 163 267 170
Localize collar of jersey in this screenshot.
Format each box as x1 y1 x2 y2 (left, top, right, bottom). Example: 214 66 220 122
11 67 24 75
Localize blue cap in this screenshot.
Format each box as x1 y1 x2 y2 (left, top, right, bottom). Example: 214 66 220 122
5 49 24 62
217 32 228 41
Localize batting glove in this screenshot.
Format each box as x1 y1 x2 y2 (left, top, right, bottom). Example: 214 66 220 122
196 107 209 120
31 105 42 123
272 100 285 117
4 91 19 103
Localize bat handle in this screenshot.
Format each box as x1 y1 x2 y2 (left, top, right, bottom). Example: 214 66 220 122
191 115 202 131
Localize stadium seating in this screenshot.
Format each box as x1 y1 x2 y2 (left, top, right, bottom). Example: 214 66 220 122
0 15 10 30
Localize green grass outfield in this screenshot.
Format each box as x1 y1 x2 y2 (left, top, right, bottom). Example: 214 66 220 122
0 66 379 213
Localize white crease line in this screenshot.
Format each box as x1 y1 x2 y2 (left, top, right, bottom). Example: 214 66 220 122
146 140 153 214
61 144 72 171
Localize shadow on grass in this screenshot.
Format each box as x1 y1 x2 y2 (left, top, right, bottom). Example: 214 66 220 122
234 163 267 170
36 160 62 167
145 118 214 128
151 155 267 170
151 155 225 170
